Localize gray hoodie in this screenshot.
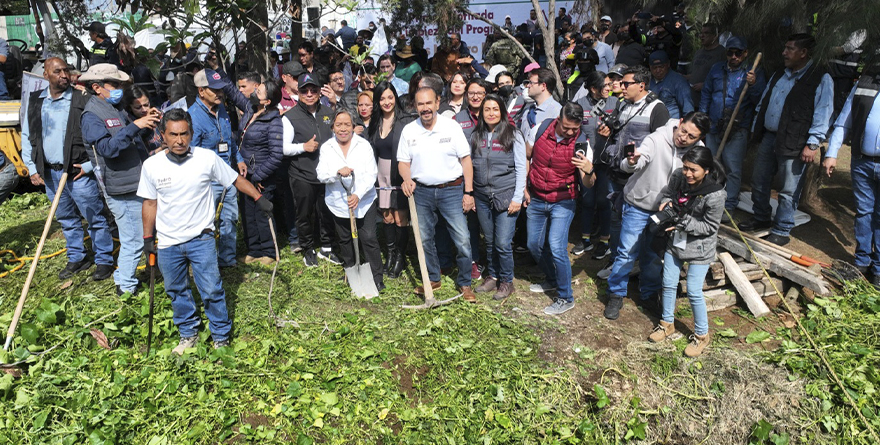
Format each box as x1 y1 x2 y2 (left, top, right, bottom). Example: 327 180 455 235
620 119 704 212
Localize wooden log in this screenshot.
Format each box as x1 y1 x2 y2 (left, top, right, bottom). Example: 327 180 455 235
719 252 771 317
716 231 830 296
710 261 725 280
703 277 784 312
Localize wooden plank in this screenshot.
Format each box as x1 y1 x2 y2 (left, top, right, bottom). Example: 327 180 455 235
720 225 801 258
710 261 725 280
719 252 771 317
716 232 831 296
704 288 737 312
680 269 765 292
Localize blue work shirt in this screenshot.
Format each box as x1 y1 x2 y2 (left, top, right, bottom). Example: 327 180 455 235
756 60 834 145
699 61 766 133
334 25 357 50
81 103 145 160
187 97 243 166
649 70 694 119
827 85 880 158
21 87 92 175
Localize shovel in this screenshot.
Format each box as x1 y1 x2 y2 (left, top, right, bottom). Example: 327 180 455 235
146 252 156 355
339 173 379 299
402 194 461 309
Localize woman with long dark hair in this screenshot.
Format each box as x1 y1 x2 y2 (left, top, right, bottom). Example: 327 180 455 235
441 71 469 117
238 78 284 265
469 94 527 300
122 86 162 153
368 81 412 278
649 146 726 357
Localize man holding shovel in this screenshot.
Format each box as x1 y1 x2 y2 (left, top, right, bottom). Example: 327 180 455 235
398 87 477 303
20 57 116 281
138 109 271 353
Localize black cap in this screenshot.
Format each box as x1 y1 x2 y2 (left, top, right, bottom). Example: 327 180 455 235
83 21 107 36
298 73 321 89
283 61 305 77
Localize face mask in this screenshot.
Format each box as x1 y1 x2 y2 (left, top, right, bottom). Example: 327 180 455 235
106 88 124 105
166 150 191 163
497 85 514 97
249 92 263 110
617 32 628 41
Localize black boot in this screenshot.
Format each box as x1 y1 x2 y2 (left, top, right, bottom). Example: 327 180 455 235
383 223 396 275
388 226 409 279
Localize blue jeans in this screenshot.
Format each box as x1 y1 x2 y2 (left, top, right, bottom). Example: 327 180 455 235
526 197 576 302
607 202 663 299
851 156 880 274
435 212 481 269
474 194 518 282
413 184 472 287
104 193 144 292
211 182 238 267
0 70 8 99
579 164 611 237
0 162 18 203
157 232 232 341
706 129 748 210
750 132 807 237
661 251 709 336
43 169 114 266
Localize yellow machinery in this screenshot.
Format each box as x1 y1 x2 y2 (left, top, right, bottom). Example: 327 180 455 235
0 101 27 177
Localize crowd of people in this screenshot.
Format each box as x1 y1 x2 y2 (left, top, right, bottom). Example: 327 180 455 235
4 8 872 358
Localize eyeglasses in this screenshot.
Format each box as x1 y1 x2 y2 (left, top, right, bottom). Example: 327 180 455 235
330 76 345 83
522 80 532 87
620 81 641 88
727 49 744 57
467 91 486 98
301 88 320 96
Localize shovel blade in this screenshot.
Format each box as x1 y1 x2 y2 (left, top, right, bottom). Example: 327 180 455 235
344 264 379 299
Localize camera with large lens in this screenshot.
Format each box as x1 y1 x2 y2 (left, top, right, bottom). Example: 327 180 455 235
593 100 623 132
650 205 680 229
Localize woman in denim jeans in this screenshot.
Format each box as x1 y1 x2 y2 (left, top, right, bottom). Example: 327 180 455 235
648 146 726 357
468 94 527 300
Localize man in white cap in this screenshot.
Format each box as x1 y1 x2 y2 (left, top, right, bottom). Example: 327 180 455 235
81 63 161 295
598 16 617 45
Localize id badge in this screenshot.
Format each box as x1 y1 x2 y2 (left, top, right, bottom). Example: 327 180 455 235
218 142 229 153
673 230 687 250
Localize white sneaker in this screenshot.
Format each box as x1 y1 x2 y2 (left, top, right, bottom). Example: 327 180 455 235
172 336 199 355
597 261 614 280
529 282 557 293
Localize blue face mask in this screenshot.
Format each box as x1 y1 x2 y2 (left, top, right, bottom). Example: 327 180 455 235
106 88 124 105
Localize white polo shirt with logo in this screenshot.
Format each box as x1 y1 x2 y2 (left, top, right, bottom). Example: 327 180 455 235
137 147 239 248
397 114 470 186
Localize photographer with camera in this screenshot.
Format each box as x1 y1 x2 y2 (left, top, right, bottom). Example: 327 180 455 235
603 111 711 321
630 12 684 69
648 146 726 357
572 71 617 259
699 37 765 218
594 66 669 279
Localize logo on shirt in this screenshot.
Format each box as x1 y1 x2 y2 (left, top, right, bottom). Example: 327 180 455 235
105 118 123 128
439 137 451 143
157 177 172 189
322 116 331 124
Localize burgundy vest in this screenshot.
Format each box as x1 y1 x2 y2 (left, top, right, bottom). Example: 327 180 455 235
528 119 578 203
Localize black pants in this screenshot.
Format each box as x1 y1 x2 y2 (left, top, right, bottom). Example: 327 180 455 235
242 177 276 258
333 201 383 285
289 177 335 251
274 157 299 245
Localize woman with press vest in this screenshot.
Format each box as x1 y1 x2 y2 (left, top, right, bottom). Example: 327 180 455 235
648 146 726 357
238 78 284 265
316 109 383 291
368 81 411 278
469 94 527 300
572 71 616 260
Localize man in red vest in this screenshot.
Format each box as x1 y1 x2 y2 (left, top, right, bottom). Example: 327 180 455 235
525 102 595 315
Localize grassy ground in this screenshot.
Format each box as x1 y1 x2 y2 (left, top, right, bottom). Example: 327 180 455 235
0 192 870 444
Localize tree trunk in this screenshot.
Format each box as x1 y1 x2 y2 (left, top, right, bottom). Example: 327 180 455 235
247 1 269 75
289 0 304 50
529 0 564 99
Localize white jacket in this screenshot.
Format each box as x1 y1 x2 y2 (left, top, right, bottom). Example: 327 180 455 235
316 134 378 219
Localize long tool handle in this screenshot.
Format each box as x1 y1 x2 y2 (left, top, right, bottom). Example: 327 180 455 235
4 172 68 351
407 195 434 300
716 52 762 160
146 253 156 354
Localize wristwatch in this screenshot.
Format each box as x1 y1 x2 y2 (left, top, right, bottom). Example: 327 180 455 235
807 143 819 151
583 168 594 175
464 190 474 196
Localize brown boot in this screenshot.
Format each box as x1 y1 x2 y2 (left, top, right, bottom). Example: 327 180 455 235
475 277 497 293
460 286 477 303
648 320 675 343
493 281 514 300
684 333 711 357
414 281 441 295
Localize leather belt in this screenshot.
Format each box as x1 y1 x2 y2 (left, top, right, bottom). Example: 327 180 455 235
858 153 880 163
45 163 64 171
418 177 463 189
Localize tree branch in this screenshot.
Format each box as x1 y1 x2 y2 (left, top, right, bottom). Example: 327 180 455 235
530 0 564 98
454 5 537 66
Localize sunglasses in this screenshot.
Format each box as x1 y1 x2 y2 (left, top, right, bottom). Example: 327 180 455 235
620 81 641 88
727 49 744 57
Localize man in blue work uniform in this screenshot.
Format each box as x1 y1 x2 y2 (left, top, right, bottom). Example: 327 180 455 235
823 70 880 285
334 20 357 51
699 36 766 217
648 51 693 120
20 57 116 281
81 63 161 295
741 34 833 246
188 69 248 268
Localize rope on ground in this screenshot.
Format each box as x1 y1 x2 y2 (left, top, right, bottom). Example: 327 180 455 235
0 236 147 279
724 208 880 444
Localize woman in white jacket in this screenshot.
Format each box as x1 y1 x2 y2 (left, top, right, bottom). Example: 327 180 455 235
316 110 383 291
